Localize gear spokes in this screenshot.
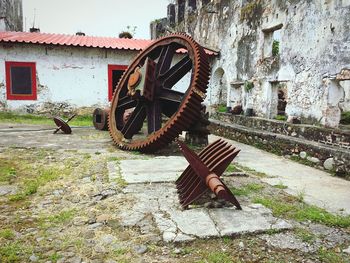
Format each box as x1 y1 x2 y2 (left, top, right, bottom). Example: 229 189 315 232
108 33 210 152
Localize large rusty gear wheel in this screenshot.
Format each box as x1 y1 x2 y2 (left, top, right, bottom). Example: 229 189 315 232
108 33 210 152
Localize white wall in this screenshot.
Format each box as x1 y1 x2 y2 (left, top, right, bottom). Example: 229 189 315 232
0 43 137 111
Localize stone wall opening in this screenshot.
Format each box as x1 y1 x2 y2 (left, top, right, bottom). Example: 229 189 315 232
167 4 176 27
210 67 227 106
339 80 350 125
268 81 288 119
262 24 283 58
177 0 185 23
188 0 197 11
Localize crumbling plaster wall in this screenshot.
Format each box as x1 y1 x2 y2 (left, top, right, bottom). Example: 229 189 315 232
167 0 350 127
0 0 23 31
0 43 136 114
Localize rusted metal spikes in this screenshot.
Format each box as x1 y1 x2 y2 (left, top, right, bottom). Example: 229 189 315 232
176 139 242 210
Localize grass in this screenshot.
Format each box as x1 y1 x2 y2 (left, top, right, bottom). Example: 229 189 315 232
8 166 65 202
0 229 15 240
0 161 17 183
254 196 350 228
39 209 76 230
114 248 128 256
273 182 288 189
0 111 92 126
217 104 227 113
235 164 268 178
274 114 286 121
225 164 239 173
290 155 316 167
0 242 22 262
197 251 233 263
294 228 316 243
318 247 349 263
0 242 33 263
230 183 264 196
340 111 350 125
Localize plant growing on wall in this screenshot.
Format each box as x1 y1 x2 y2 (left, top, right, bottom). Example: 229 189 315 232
272 40 280 57
217 104 227 113
119 25 137 38
244 80 254 92
340 111 350 125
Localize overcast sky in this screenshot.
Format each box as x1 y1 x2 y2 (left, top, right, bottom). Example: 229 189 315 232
23 0 169 39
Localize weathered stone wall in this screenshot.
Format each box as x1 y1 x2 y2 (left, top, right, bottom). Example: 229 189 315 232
156 0 350 127
209 119 350 179
0 0 23 31
213 112 350 148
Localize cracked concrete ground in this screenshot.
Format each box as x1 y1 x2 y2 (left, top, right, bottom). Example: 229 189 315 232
114 160 291 242
0 123 350 262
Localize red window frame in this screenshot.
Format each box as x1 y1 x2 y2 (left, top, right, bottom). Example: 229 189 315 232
5 61 37 100
108 64 127 101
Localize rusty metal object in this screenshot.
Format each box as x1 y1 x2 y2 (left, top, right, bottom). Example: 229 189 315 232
185 104 210 146
176 139 242 210
108 33 210 152
93 108 110 131
53 114 76 134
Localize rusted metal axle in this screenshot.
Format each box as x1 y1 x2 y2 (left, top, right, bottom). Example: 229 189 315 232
176 139 242 210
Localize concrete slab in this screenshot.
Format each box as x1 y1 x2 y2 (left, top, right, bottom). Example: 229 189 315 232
209 204 291 236
209 135 350 215
119 156 188 183
117 183 292 242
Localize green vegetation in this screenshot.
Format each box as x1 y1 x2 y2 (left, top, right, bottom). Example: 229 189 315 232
198 251 233 263
0 229 15 240
235 164 268 178
0 242 33 263
273 183 288 189
49 252 62 262
274 114 286 121
254 196 350 228
240 1 262 21
0 161 17 183
39 209 76 230
114 248 128 256
225 163 239 173
318 247 349 263
230 183 264 196
244 81 254 92
217 104 227 113
290 155 316 167
9 166 69 202
294 228 316 243
0 111 92 126
272 40 280 57
0 242 23 262
340 111 350 125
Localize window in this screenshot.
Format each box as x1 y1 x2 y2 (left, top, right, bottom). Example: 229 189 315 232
5 61 37 100
262 24 283 58
108 65 127 101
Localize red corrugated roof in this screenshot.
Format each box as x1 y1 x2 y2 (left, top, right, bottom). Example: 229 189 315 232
0 31 218 56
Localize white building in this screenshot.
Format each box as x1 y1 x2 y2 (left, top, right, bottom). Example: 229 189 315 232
0 31 154 113
0 31 216 114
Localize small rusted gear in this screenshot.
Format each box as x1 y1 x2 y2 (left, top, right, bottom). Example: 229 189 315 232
108 33 210 152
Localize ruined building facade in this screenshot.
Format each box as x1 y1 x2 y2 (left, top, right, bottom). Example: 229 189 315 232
0 0 23 31
151 0 350 128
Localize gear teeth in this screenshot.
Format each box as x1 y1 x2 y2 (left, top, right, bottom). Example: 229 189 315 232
108 33 210 152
